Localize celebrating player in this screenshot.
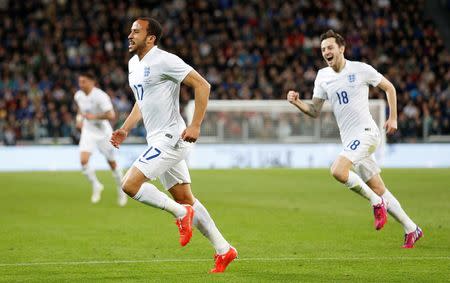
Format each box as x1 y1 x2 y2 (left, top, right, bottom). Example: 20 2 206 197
286 30 422 248
74 72 127 206
110 18 237 272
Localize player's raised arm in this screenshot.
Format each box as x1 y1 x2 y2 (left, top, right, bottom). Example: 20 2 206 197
180 70 211 143
377 77 398 135
110 102 142 148
287 90 325 118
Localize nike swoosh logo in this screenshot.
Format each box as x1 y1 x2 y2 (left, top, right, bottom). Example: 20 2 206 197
138 158 148 164
129 72 133 74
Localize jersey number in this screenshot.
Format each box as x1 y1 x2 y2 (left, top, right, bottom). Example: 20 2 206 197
347 140 361 150
133 84 144 100
138 146 161 164
336 91 349 105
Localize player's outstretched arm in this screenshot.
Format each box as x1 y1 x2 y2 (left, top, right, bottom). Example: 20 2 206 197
110 103 142 148
180 70 211 143
377 77 398 135
286 90 325 118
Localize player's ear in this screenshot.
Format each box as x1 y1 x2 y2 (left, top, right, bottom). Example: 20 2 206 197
146 35 156 45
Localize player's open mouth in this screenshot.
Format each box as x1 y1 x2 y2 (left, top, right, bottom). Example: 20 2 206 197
326 56 333 63
129 41 135 48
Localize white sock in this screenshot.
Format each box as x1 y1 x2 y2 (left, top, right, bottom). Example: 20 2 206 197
382 189 416 233
345 171 382 205
193 199 230 255
132 183 186 218
112 168 124 196
82 164 100 187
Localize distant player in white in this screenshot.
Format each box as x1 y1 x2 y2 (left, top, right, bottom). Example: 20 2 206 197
287 30 422 248
75 73 127 206
110 18 237 272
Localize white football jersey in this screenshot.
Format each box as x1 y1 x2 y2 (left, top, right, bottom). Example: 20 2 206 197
313 60 383 143
128 46 193 145
74 87 114 135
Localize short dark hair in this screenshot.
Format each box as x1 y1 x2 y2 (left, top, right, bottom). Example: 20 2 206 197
138 17 162 45
79 71 96 81
319 29 345 47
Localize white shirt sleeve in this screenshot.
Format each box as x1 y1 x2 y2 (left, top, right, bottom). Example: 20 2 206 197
362 63 383 87
312 71 328 100
74 91 81 105
98 91 114 112
162 53 194 83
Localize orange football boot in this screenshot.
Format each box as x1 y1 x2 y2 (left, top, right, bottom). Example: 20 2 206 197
175 205 194 246
210 246 238 273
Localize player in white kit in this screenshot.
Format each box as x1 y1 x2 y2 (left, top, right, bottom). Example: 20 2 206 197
110 18 237 272
287 30 422 248
74 73 127 206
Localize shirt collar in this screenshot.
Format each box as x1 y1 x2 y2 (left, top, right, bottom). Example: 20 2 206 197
140 45 158 62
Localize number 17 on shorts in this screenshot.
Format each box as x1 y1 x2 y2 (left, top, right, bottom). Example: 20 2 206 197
138 146 162 164
133 145 167 179
133 142 190 180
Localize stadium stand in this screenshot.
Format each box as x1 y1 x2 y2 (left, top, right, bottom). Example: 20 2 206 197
0 0 448 145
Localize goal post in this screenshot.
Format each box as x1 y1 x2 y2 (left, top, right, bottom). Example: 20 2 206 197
185 99 386 146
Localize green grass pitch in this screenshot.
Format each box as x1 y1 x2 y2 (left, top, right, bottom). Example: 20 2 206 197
0 169 449 282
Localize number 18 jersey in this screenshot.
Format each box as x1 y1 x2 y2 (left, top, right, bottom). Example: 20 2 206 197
312 60 383 143
74 87 114 136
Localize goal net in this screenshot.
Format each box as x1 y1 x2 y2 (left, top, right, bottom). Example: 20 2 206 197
185 99 386 146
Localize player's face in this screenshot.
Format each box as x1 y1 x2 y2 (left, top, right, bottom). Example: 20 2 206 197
78 76 94 93
321 38 345 69
128 20 154 53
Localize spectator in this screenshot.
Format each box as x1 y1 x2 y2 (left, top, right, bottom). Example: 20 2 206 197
0 0 448 143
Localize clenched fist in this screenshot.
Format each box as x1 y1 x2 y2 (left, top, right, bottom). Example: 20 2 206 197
384 118 398 135
287 90 300 104
181 125 200 143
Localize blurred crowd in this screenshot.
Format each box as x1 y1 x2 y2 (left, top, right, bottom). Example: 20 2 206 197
0 0 449 145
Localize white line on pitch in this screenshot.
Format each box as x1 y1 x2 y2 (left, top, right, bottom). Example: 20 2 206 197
0 257 449 267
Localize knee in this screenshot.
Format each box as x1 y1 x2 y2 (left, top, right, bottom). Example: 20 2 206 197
330 166 348 183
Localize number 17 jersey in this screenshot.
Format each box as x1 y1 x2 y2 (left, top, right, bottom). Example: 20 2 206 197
312 60 383 144
128 46 193 146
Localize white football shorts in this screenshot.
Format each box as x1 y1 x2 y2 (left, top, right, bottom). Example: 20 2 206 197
79 129 116 161
133 138 192 190
340 128 381 182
